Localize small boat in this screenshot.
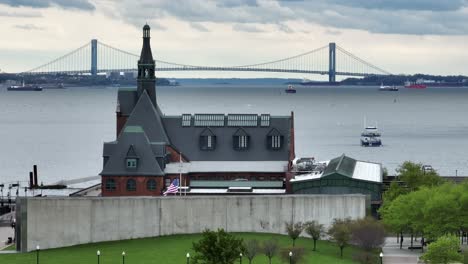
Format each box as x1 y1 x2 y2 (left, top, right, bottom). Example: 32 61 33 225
404 81 427 89
379 83 398 91
285 85 296 93
360 126 382 147
7 80 42 91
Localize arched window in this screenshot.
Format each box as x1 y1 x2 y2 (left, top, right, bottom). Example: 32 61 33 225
105 178 116 191
126 179 136 191
147 179 157 191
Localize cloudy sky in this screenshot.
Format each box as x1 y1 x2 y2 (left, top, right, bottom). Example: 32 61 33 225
0 0 468 78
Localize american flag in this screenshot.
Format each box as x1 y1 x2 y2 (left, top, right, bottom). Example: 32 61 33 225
163 179 179 196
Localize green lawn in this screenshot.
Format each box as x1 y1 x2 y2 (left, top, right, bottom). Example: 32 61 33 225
0 233 368 264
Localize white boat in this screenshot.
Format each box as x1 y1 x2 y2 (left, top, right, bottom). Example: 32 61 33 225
360 126 382 147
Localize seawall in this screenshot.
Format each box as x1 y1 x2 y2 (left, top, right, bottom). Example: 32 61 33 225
16 195 367 252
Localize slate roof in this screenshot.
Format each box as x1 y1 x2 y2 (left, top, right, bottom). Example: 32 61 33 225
101 126 165 176
123 90 170 143
162 115 291 161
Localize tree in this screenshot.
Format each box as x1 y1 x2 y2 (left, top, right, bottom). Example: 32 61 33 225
397 161 443 191
192 229 245 264
262 239 279 264
280 247 305 264
328 218 352 258
304 221 324 251
420 234 462 264
285 222 304 247
244 239 259 264
351 217 386 251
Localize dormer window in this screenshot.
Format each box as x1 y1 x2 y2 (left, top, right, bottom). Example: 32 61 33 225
125 145 139 169
126 158 138 168
200 128 216 150
233 128 250 150
267 128 283 150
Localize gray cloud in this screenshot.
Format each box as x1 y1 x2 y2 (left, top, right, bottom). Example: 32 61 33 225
14 24 45 30
327 0 467 11
232 23 265 32
190 22 210 32
0 10 42 17
0 0 95 10
105 0 468 35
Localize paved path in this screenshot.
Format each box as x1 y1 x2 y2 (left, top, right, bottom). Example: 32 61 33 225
382 237 423 264
0 226 14 251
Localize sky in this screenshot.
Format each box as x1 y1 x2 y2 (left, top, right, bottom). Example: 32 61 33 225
0 0 468 79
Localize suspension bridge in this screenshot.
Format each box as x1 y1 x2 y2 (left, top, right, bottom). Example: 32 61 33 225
23 40 391 82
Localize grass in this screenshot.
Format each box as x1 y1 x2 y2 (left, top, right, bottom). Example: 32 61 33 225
0 233 368 264
1 244 15 251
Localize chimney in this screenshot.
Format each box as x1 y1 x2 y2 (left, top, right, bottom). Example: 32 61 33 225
33 165 38 188
29 172 34 189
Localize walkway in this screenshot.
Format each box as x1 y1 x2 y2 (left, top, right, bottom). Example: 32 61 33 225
382 237 423 264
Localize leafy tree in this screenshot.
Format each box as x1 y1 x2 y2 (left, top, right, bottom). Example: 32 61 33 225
304 221 324 251
464 249 468 264
350 217 386 251
262 239 279 264
397 161 443 191
422 183 462 239
421 234 462 264
244 239 259 264
328 218 352 258
280 247 305 264
285 222 304 247
192 229 245 264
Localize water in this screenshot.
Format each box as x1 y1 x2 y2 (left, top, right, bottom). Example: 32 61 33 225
1 85 467 185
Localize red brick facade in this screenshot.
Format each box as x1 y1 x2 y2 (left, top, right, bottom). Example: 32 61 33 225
101 176 164 196
116 112 127 137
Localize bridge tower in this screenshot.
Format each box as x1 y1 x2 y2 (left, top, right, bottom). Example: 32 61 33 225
91 39 98 76
328 42 336 83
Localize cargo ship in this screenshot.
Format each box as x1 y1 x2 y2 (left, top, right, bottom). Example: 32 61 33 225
7 81 42 91
404 81 426 89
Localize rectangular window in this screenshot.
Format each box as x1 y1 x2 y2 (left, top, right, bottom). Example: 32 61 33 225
165 178 171 187
227 114 258 127
239 136 247 148
126 158 137 168
194 114 225 127
260 114 270 127
207 135 212 148
182 114 192 127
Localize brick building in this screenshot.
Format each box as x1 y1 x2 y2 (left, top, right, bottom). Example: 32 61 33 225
100 25 295 196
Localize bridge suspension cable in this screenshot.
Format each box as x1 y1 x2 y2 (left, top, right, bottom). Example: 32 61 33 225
23 39 391 79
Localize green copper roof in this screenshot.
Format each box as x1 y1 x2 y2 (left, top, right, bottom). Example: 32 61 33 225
124 126 144 133
322 154 357 178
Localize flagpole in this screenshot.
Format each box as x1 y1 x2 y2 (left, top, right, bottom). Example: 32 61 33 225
179 152 182 196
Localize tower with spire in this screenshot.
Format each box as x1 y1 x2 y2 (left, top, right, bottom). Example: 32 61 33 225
137 24 156 106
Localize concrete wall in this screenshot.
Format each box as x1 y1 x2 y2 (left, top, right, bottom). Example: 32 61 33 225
16 195 367 252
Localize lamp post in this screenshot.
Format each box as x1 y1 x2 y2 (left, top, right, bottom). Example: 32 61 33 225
186 252 190 264
122 251 125 264
289 251 293 264
379 252 383 264
97 250 100 264
36 245 40 264
239 252 243 264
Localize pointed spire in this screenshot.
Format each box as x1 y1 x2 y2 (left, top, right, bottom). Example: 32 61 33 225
140 24 153 63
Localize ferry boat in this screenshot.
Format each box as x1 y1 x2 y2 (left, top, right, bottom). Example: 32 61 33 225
404 81 427 89
285 85 296 93
7 81 42 91
360 126 382 147
379 83 398 91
